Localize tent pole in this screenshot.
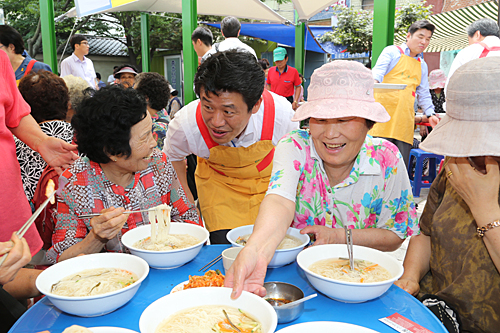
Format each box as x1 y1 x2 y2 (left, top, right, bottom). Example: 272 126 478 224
294 12 305 75
39 0 58 74
141 12 150 72
182 0 197 104
371 0 395 67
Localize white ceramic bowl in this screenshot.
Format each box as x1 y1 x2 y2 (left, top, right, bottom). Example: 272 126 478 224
36 253 149 317
296 244 404 303
226 225 309 268
139 287 277 333
121 223 209 269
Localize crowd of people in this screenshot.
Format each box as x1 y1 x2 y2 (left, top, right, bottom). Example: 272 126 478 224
1 15 499 333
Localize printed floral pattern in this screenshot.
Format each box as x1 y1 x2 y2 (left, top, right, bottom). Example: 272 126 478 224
267 129 419 238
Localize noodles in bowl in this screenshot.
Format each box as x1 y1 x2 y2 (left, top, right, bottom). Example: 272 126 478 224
236 234 303 250
226 225 309 268
296 244 403 303
139 287 277 333
121 223 209 269
36 253 149 317
133 204 201 251
51 268 138 297
155 305 261 333
309 258 392 283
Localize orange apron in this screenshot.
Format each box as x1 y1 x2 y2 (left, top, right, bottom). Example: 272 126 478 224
369 46 422 144
195 89 276 232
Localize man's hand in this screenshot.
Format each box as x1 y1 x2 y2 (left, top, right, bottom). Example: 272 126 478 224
428 115 440 128
224 246 268 299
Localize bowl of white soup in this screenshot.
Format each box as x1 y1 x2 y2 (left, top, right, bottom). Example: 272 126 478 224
226 225 309 268
296 244 404 303
121 223 209 269
36 252 149 317
139 287 277 333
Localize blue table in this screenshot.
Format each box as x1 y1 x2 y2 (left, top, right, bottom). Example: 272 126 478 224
10 245 447 332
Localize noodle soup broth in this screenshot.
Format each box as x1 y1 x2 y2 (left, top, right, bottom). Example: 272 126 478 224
308 258 392 283
296 244 404 303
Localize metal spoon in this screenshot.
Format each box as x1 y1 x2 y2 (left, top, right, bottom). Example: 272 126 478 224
273 293 318 309
344 226 354 271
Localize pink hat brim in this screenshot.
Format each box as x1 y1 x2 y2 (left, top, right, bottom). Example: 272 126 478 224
291 98 391 123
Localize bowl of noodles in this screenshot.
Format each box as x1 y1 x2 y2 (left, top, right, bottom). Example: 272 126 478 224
226 225 309 268
121 222 209 269
36 252 149 317
139 287 277 333
296 244 404 303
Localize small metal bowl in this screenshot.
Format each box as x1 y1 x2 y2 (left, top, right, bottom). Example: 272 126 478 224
264 282 304 324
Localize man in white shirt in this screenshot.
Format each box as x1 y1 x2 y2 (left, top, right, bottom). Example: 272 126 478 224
445 18 500 92
191 26 213 64
164 51 297 243
60 35 97 89
205 16 257 60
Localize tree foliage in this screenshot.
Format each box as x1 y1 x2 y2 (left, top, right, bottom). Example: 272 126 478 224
318 2 433 54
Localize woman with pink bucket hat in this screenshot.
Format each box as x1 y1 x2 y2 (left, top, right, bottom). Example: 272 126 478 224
395 57 500 333
418 69 447 140
226 60 419 299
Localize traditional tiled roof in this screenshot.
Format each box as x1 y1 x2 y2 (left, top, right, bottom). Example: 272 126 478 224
60 35 128 56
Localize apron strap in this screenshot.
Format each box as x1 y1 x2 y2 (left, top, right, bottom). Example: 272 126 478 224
396 45 421 62
477 42 500 58
261 89 275 141
196 102 219 149
24 59 37 77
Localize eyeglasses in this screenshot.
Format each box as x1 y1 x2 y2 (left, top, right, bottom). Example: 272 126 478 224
79 41 89 45
0 44 5 49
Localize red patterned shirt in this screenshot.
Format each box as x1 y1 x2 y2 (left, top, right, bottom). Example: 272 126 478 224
47 149 201 263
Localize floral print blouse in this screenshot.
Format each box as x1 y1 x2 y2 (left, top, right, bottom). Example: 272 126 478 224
267 130 419 239
151 109 170 150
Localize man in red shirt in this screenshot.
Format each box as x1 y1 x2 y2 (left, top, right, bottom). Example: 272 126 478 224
266 47 302 110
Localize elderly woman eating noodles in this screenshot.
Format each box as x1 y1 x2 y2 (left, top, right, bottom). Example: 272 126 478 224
47 86 200 264
395 57 500 333
226 60 418 298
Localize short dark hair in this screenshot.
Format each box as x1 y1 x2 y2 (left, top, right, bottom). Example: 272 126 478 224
258 58 270 70
467 18 499 38
114 64 140 79
71 85 148 163
96 72 101 80
191 26 213 47
408 20 435 36
70 34 88 50
134 72 171 111
366 119 375 130
18 70 69 123
221 16 241 38
0 25 25 54
195 51 265 112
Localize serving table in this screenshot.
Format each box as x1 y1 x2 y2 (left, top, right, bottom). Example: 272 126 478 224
9 245 447 333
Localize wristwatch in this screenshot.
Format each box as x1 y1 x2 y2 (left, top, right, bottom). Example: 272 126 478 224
477 219 500 237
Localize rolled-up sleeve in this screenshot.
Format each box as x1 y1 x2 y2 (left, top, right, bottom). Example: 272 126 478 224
416 61 435 116
372 46 399 82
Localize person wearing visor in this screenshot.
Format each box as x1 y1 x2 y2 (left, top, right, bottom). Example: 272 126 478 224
114 64 139 88
395 56 500 333
164 51 297 244
266 47 302 110
226 60 418 299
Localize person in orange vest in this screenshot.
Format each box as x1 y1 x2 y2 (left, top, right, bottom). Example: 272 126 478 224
0 25 52 85
370 20 440 166
164 51 298 244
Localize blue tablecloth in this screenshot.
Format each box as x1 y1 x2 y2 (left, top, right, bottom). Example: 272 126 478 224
9 245 447 332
